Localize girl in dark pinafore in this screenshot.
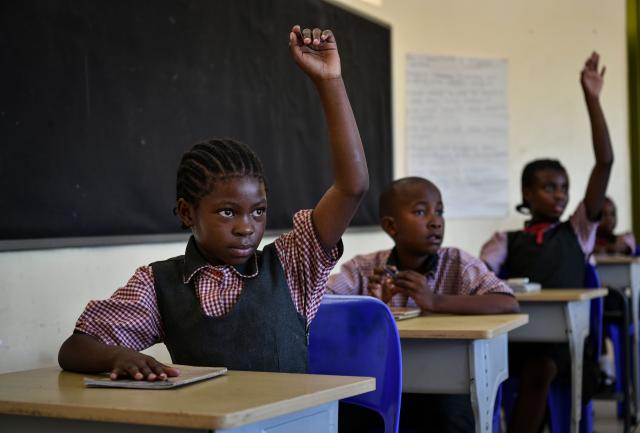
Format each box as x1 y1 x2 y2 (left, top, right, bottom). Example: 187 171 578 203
480 52 613 433
58 24 369 381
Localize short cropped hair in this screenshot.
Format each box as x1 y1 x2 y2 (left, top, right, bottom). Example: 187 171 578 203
378 176 437 219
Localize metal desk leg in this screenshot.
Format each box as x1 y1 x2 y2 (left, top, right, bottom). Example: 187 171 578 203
469 333 509 433
566 301 590 433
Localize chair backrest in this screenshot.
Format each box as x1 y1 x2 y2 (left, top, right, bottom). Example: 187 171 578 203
308 295 402 433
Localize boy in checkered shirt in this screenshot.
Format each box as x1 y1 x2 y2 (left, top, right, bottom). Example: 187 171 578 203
328 176 518 433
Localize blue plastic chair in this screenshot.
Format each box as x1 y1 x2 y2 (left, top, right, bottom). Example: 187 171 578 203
501 264 603 433
308 295 402 433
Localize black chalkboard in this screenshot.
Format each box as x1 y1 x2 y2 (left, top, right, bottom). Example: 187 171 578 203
0 0 392 247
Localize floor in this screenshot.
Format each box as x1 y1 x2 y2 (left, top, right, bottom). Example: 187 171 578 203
505 401 633 433
592 400 632 433
537 400 633 433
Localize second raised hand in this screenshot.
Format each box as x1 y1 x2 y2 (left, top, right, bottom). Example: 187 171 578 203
581 51 605 100
289 25 341 82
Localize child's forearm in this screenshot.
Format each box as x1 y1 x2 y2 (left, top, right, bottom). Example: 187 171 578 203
315 77 369 197
583 96 614 219
429 293 520 315
59 333 178 380
311 77 369 250
58 333 129 373
585 96 614 168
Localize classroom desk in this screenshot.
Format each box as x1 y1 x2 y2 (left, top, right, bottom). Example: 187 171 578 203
396 313 529 433
0 367 375 433
595 255 640 420
510 288 608 433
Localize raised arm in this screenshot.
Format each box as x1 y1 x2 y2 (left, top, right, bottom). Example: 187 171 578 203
581 52 614 220
289 25 369 252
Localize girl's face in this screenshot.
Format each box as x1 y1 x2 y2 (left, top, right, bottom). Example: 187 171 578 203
523 168 569 222
178 176 267 266
599 200 617 235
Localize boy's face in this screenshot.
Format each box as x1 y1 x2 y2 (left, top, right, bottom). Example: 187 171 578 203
524 168 569 221
383 182 444 256
178 177 267 266
599 200 617 235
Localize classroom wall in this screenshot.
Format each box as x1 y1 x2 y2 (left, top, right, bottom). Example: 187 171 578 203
0 0 629 374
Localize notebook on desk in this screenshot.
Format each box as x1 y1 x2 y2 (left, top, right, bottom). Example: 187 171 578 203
84 365 227 389
505 277 542 293
390 307 421 321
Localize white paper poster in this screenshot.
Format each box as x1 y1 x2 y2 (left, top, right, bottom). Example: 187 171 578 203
406 54 509 218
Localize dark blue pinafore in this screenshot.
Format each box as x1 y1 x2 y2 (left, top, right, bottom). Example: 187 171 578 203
151 237 308 373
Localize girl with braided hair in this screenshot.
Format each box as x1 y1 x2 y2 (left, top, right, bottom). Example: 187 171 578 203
58 24 368 381
480 52 613 433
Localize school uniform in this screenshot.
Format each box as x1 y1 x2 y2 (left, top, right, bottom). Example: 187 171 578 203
328 246 513 301
479 201 600 400
480 202 596 283
328 246 513 433
74 210 341 373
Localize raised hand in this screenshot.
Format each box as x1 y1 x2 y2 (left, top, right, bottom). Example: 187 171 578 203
289 25 341 82
581 52 606 101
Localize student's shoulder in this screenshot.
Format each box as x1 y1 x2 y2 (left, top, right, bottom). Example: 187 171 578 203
482 230 511 245
130 264 154 279
440 247 499 276
439 246 481 265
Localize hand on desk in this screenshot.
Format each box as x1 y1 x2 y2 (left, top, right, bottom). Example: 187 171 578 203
392 270 436 310
367 268 435 309
109 347 181 381
366 268 520 314
59 333 181 381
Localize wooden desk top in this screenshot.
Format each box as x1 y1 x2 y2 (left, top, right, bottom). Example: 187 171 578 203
0 367 374 430
595 255 640 265
396 314 528 340
515 288 608 302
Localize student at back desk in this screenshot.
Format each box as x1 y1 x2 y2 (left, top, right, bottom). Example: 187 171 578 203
480 52 613 433
595 196 636 255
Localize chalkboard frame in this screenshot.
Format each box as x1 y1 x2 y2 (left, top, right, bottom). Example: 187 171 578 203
0 0 393 251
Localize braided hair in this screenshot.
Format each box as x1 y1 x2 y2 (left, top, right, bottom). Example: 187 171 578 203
515 159 567 214
175 139 265 224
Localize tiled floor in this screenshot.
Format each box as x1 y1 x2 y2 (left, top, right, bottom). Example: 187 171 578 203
527 401 632 433
592 400 628 433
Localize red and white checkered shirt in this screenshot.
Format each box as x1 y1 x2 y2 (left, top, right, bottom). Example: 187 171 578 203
327 247 513 308
75 210 341 351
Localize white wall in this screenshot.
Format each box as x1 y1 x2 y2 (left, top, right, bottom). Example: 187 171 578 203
0 0 629 374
